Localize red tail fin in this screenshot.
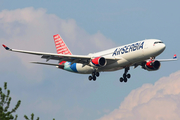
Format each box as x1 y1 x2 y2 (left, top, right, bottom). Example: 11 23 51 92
53 34 72 55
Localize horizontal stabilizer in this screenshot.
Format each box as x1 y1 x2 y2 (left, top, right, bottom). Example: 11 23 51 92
31 61 64 67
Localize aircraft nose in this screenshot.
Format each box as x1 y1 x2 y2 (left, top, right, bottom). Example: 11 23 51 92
160 43 166 52
162 43 166 49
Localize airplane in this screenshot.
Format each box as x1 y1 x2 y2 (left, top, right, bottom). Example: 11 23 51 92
2 34 178 82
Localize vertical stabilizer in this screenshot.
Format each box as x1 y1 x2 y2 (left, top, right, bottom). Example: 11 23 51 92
53 34 72 55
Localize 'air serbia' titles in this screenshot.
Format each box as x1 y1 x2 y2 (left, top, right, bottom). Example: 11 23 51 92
112 41 144 56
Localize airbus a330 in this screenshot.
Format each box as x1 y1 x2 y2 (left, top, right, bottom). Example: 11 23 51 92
2 34 177 82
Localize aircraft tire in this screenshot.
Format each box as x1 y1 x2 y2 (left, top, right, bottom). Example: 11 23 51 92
127 74 131 79
124 78 127 82
123 73 126 78
120 77 124 82
93 76 96 81
95 72 100 77
89 76 92 81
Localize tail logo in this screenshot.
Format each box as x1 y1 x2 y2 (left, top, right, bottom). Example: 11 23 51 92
53 34 72 55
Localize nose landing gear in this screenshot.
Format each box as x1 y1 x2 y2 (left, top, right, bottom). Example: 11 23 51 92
120 67 131 83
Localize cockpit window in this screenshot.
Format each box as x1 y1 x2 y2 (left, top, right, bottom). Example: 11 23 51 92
154 41 163 44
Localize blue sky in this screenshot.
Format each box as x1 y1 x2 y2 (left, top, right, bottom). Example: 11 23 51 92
0 1 180 120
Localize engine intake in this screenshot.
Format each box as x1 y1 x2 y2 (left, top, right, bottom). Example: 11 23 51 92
142 60 161 71
90 57 107 67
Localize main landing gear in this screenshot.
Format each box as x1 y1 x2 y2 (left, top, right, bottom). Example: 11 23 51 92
120 67 131 83
88 71 100 81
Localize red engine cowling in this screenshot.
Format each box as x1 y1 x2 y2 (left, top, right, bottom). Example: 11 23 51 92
90 57 107 67
143 60 161 71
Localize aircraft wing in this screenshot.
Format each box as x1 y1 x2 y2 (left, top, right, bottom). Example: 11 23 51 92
156 59 177 62
2 44 118 65
156 54 177 62
132 54 177 69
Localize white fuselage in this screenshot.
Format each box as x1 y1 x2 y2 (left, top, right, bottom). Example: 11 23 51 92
63 39 166 74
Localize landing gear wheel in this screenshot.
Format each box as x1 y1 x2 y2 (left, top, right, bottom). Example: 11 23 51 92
93 76 96 81
124 78 127 82
95 72 100 77
92 72 95 76
127 74 131 79
90 70 99 81
88 76 92 81
120 77 124 82
123 73 126 78
119 67 130 83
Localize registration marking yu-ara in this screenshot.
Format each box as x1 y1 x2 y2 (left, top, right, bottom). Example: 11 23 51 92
2 34 178 82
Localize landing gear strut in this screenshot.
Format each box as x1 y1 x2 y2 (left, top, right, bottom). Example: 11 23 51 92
120 67 131 83
88 71 100 81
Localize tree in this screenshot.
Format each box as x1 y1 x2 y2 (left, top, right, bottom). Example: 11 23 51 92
24 113 55 120
24 113 39 120
0 82 21 120
0 82 55 120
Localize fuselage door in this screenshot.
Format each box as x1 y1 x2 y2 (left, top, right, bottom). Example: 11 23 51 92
144 40 149 49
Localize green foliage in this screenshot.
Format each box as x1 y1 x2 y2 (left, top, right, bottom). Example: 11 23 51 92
24 113 39 120
24 113 55 120
0 82 21 120
0 82 56 120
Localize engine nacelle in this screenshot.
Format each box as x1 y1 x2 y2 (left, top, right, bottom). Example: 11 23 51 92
142 60 161 71
90 57 107 67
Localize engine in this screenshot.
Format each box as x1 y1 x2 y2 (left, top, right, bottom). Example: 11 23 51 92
142 60 161 71
90 57 107 67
